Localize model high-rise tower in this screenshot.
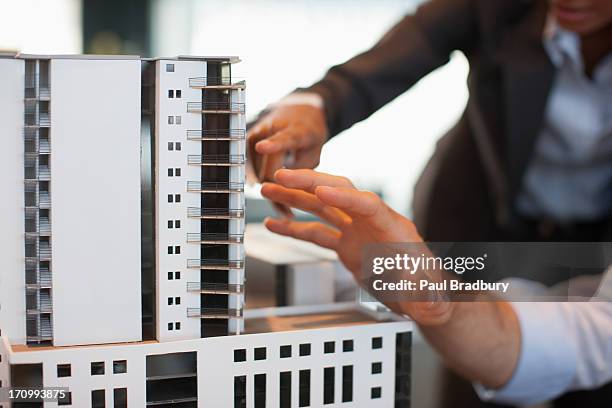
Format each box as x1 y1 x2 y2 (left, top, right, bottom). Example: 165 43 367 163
142 57 246 341
0 52 411 408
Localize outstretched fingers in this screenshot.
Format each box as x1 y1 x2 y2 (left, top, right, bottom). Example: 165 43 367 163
274 168 354 194
261 182 350 228
264 218 341 250
314 186 393 232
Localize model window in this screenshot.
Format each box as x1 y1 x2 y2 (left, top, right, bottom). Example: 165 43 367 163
175 271 181 279
92 389 105 408
113 388 127 408
342 365 353 403
57 364 71 377
176 90 182 98
175 194 181 202
372 336 383 349
176 116 182 125
168 142 174 151
254 374 266 408
175 168 181 177
175 142 182 151
175 296 181 305
113 360 127 374
299 370 310 407
168 116 174 125
166 63 174 72
168 194 174 203
280 371 291 407
299 343 311 356
343 339 354 352
168 220 173 229
254 347 266 361
90 361 105 376
168 297 174 305
168 271 174 280
58 391 72 406
168 168 174 177
175 245 181 254
372 362 382 374
323 367 334 404
175 220 181 228
371 387 382 399
234 375 247 408
280 345 291 358
324 341 335 354
168 90 174 98
168 322 174 330
175 322 181 330
168 246 173 254
234 349 247 362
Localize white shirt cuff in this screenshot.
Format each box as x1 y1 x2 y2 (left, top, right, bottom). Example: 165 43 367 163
474 302 577 405
271 92 324 109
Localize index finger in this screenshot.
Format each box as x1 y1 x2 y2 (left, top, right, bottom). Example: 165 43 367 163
274 169 354 194
314 186 394 233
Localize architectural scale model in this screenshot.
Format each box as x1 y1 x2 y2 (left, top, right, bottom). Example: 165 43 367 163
0 53 412 408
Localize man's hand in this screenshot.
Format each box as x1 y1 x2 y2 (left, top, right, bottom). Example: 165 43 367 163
248 104 328 182
262 169 520 389
262 169 421 271
261 168 454 325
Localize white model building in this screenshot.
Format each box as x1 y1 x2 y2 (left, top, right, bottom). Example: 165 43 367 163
0 53 411 408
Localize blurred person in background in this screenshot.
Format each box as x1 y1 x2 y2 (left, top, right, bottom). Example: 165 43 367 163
248 0 612 406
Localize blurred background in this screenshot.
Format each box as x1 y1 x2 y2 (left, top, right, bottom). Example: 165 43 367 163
0 0 468 217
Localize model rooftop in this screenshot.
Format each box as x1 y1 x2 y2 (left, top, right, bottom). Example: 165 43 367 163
0 52 240 63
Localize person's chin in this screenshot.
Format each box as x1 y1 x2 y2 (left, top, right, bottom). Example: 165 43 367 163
552 5 597 34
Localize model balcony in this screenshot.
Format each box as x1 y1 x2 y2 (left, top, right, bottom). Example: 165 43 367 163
186 181 244 193
38 165 51 180
27 297 53 315
188 76 246 90
39 138 51 153
187 154 245 166
186 232 244 244
24 165 50 182
186 258 244 270
186 282 244 294
186 129 246 141
39 217 51 235
34 242 52 260
26 316 53 342
26 332 53 342
24 75 51 100
26 269 52 289
39 191 51 208
187 207 244 219
24 140 51 156
186 307 243 319
24 130 51 154
186 102 245 114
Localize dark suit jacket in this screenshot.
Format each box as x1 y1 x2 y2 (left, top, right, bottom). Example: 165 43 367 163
306 0 564 241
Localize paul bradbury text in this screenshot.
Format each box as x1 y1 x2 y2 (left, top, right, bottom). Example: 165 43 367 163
372 279 510 293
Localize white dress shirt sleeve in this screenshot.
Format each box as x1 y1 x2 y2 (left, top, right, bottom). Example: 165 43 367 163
475 272 612 405
271 92 325 109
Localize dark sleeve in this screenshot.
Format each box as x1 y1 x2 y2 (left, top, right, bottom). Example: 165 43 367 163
304 0 480 137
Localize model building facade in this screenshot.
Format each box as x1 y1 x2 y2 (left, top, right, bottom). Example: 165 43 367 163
0 53 411 408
